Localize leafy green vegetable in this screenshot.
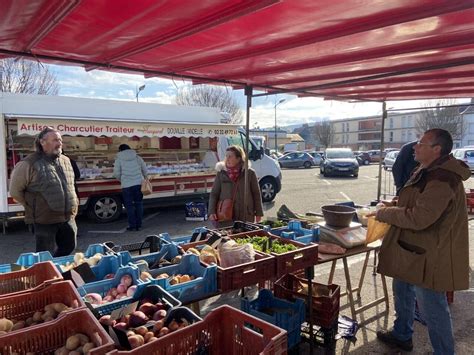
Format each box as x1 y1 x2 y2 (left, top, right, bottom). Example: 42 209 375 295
235 235 297 254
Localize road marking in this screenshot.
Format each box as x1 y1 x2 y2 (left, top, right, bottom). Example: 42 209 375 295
88 212 160 234
321 179 331 185
340 191 351 201
363 176 378 180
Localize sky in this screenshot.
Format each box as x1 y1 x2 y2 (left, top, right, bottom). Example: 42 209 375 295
51 64 471 129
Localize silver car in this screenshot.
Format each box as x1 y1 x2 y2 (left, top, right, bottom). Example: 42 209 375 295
383 150 399 170
453 148 474 171
278 152 317 169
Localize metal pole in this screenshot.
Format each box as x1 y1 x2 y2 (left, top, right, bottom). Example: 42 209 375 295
377 101 387 201
274 104 278 150
244 85 252 219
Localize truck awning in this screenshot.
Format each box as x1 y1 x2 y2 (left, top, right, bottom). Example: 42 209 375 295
11 115 240 138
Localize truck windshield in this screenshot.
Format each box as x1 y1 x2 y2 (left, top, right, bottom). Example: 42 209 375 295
326 150 354 159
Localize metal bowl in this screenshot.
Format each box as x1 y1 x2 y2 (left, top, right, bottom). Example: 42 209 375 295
321 205 356 227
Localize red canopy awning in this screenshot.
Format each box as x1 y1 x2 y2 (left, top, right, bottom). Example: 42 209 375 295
1 0 473 101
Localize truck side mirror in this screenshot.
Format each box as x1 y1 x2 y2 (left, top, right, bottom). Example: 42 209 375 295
249 147 264 161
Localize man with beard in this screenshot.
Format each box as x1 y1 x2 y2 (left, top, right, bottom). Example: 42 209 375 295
10 127 78 256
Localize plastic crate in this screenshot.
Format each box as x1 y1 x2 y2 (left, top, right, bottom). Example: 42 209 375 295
77 265 147 314
148 254 217 304
119 242 181 269
106 305 287 355
0 280 84 335
0 308 115 355
180 240 276 293
160 227 209 246
87 283 181 319
231 230 319 277
241 289 305 349
274 273 340 328
271 220 320 244
0 251 54 272
0 261 63 296
301 319 338 349
213 220 263 236
106 235 167 255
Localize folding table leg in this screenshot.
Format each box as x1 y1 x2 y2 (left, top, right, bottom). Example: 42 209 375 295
328 259 337 284
357 251 371 297
342 257 357 319
381 273 389 309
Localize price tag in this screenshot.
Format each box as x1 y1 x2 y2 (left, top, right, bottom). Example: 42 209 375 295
110 301 139 321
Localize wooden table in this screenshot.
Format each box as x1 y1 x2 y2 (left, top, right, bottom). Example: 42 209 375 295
317 241 389 320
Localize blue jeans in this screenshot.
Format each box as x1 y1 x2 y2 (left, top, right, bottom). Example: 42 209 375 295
122 185 143 229
392 278 455 355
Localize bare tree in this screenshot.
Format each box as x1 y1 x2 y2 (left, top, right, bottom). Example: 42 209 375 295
1 58 59 95
314 119 334 148
416 99 465 140
176 85 242 123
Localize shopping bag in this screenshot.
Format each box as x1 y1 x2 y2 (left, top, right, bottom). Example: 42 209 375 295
141 179 152 195
366 216 390 244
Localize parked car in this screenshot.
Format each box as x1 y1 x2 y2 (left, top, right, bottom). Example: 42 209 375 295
320 148 359 177
383 150 400 170
356 152 371 165
306 151 323 166
452 148 474 171
278 152 317 169
366 150 383 162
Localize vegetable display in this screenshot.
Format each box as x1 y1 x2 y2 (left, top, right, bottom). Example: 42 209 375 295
54 333 99 355
0 302 78 334
59 252 103 272
84 274 136 305
235 236 297 254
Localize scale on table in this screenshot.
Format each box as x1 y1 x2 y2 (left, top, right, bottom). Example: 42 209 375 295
317 221 366 248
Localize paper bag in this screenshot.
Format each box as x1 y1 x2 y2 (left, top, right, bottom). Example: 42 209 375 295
141 179 152 195
366 216 390 244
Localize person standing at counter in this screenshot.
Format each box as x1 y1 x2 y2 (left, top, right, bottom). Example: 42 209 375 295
208 145 263 227
113 144 148 231
9 127 78 256
374 129 470 354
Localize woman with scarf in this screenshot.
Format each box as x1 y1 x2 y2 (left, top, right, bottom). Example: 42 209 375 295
208 146 264 227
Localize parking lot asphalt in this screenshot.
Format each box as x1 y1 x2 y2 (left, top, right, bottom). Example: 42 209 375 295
1 164 473 354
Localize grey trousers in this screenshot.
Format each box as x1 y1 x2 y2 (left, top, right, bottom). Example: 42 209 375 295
34 219 77 257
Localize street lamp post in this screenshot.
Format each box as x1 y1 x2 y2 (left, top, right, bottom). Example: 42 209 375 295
274 98 285 151
136 84 146 102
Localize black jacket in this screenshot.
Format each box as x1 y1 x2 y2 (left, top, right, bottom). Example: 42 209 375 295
392 141 419 195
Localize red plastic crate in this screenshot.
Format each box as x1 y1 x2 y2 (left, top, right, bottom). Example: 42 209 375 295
0 308 115 355
0 280 85 335
274 274 340 328
107 305 287 355
180 240 276 293
0 261 63 297
231 230 319 277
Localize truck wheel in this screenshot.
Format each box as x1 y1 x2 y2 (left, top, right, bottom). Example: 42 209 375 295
260 177 277 202
87 195 122 223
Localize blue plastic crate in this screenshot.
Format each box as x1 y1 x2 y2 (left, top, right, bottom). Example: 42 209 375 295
147 254 217 304
119 242 181 268
77 265 149 314
14 251 54 268
87 282 181 318
271 220 320 244
241 288 305 349
159 227 209 246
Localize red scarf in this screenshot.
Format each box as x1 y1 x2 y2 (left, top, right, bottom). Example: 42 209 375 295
226 164 241 183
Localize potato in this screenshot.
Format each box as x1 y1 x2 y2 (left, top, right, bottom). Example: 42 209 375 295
32 311 43 322
25 317 35 326
0 318 13 332
11 320 26 331
68 351 81 355
42 309 57 321
54 347 69 355
128 335 143 349
75 333 90 345
168 320 179 331
144 331 155 342
66 335 81 350
82 343 95 354
0 331 7 335
135 326 148 336
158 327 169 337
147 336 158 343
52 302 69 313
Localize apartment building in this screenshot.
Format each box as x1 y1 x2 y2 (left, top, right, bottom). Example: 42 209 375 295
332 111 424 151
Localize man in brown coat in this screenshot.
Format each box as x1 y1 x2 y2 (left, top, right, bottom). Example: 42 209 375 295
374 129 470 354
9 127 78 257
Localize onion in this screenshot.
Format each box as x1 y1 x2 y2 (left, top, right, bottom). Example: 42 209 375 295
128 311 148 328
83 293 102 305
117 283 127 294
127 285 137 297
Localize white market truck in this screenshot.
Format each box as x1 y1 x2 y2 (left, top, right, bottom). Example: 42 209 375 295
0 93 282 227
